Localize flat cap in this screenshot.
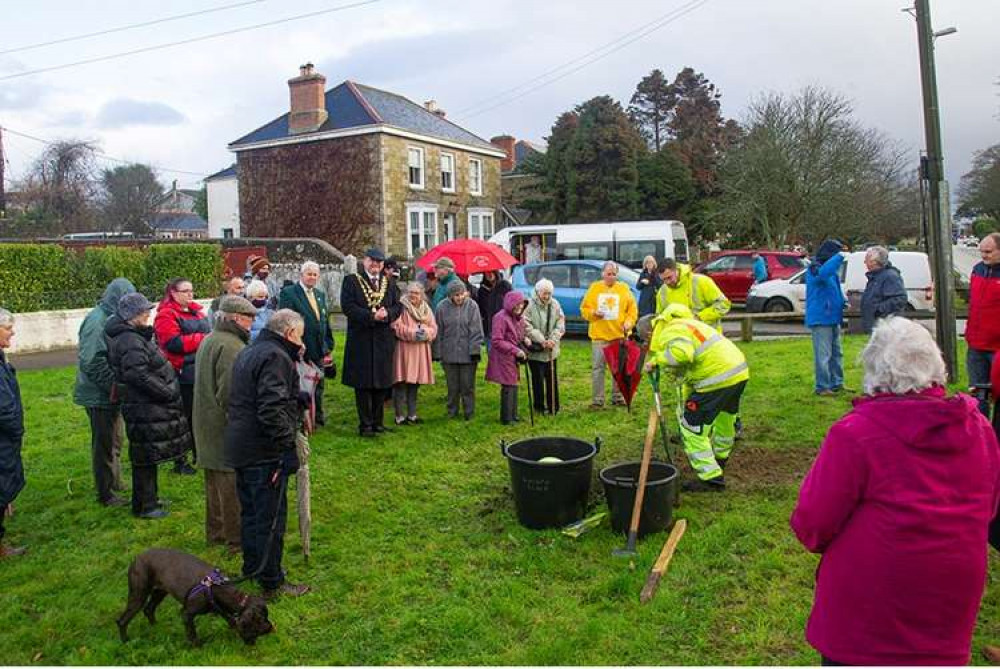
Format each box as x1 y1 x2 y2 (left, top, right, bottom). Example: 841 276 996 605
434 256 455 270
219 295 257 316
364 247 386 261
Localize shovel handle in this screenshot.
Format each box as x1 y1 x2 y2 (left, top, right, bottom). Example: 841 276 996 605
627 409 659 536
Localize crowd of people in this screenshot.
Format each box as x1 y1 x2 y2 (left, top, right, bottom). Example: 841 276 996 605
1 235 1000 663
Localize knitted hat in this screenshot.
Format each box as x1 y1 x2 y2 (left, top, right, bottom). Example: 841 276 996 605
117 293 155 321
446 280 466 297
218 295 257 316
435 256 455 270
249 255 271 275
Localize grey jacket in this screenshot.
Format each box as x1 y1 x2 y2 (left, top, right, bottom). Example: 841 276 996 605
433 298 484 364
523 296 566 362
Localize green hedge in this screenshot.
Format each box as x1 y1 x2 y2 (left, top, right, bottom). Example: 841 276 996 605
0 243 223 313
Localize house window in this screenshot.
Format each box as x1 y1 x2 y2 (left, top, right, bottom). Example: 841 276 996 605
468 158 483 195
442 213 456 241
440 153 455 193
407 204 438 256
222 228 234 239
408 147 425 189
467 208 494 241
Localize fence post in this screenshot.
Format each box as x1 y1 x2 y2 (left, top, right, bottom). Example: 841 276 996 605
740 317 753 343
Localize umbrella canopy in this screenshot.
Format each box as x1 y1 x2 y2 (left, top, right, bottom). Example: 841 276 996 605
603 336 643 411
415 239 519 276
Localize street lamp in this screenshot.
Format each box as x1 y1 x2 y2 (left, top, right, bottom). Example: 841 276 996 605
933 26 957 39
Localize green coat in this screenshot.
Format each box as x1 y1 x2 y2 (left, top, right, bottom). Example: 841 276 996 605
192 319 249 472
74 278 135 408
278 282 334 365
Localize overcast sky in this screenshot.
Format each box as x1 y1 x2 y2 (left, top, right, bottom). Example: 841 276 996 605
1 0 997 199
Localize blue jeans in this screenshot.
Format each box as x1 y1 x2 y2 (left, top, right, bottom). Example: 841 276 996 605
811 325 844 393
236 463 288 590
967 347 995 415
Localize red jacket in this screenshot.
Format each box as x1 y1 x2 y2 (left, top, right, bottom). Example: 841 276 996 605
153 297 210 385
791 387 1000 665
967 261 1000 352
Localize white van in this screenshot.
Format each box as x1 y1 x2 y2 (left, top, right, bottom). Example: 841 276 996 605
488 220 689 270
745 251 934 314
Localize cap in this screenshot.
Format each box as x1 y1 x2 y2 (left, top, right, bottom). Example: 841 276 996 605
434 256 455 270
364 247 386 261
117 292 156 321
219 295 257 316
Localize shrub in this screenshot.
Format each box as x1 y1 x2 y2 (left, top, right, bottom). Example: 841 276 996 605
145 243 223 300
0 244 76 312
76 246 148 295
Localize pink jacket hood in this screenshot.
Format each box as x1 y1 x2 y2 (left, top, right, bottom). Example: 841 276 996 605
850 386 982 453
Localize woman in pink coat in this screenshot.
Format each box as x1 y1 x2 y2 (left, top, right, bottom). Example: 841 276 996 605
391 282 438 425
791 316 1000 666
486 291 528 425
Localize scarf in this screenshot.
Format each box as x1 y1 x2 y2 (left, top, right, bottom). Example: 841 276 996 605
400 293 432 324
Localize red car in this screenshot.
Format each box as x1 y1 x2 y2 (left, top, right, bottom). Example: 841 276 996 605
695 250 807 303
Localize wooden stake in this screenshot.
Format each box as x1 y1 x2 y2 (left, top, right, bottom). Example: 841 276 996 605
639 519 687 604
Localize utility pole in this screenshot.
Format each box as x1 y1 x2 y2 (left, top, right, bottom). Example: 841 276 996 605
913 0 957 380
0 125 6 217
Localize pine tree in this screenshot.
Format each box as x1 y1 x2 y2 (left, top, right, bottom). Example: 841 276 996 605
668 67 739 195
637 146 695 219
545 112 579 224
628 69 676 152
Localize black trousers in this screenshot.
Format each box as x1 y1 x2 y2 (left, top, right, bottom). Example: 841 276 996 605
527 359 560 414
500 385 519 424
179 383 195 462
315 376 326 421
131 463 159 515
0 512 6 542
236 464 287 590
85 406 123 503
354 388 389 431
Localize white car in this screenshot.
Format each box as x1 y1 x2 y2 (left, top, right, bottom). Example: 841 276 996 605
746 251 934 314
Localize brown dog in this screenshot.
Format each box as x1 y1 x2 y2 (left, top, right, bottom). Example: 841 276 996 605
118 548 274 646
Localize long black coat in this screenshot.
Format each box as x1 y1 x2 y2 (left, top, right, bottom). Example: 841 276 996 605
475 277 512 340
277 283 334 365
341 273 402 389
0 350 25 508
105 316 192 466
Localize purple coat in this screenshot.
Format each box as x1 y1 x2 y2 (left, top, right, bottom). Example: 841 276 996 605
486 291 528 386
791 387 1000 666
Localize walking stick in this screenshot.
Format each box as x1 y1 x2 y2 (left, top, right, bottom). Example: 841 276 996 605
549 346 557 415
524 356 534 427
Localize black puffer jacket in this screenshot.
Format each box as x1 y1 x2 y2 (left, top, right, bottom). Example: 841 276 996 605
105 315 191 465
224 329 301 469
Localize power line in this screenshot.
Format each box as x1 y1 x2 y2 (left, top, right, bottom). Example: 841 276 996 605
455 0 711 122
0 0 268 56
2 126 209 177
0 0 382 82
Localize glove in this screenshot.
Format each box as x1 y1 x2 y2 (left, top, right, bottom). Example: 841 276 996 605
297 391 313 409
415 328 428 342
281 449 300 477
470 353 480 363
323 362 337 380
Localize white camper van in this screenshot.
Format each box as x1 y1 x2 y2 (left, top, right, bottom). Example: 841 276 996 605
488 220 689 270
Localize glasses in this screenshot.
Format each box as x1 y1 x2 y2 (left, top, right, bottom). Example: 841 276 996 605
175 288 194 294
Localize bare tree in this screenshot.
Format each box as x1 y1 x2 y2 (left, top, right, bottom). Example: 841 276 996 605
99 164 164 234
17 140 99 234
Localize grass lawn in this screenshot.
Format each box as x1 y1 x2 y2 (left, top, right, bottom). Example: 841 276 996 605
3 335 1000 665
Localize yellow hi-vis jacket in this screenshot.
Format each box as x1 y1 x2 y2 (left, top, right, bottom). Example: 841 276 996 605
649 316 749 393
655 263 731 330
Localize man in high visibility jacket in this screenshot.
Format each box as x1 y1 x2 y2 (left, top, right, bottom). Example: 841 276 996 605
647 303 749 492
655 258 731 331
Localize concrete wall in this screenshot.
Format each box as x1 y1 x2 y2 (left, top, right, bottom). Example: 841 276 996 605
207 176 241 238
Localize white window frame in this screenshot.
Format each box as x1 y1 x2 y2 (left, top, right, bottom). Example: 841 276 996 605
468 157 483 196
406 203 439 257
467 208 494 241
441 212 456 241
440 152 456 193
408 146 425 190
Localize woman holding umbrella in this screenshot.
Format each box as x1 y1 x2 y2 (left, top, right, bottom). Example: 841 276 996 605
524 279 565 415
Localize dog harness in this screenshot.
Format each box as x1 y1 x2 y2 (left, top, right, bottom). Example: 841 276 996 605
186 568 229 609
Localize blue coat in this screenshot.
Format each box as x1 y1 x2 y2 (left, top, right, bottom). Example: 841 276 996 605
753 256 769 283
0 351 25 507
805 254 845 327
860 264 907 333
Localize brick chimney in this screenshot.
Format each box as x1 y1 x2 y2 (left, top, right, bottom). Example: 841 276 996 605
491 135 516 172
424 99 447 119
288 63 328 135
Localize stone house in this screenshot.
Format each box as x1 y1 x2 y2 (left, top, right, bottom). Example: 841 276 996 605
228 64 505 259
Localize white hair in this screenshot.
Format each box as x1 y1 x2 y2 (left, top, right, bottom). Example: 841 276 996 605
602 261 618 274
0 308 12 328
266 308 304 335
861 316 945 395
534 278 554 296
865 246 889 268
405 281 424 294
301 260 320 274
247 279 269 299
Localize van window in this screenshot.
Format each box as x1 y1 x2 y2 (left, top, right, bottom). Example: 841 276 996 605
673 239 688 262
511 232 556 264
616 240 665 269
558 243 613 261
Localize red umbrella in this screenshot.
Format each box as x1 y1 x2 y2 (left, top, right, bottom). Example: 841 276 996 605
603 335 643 412
415 239 519 276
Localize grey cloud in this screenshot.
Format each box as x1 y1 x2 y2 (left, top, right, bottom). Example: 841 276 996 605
95 98 186 129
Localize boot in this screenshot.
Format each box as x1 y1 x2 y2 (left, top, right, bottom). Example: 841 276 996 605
681 476 726 493
0 542 27 558
716 457 728 472
263 582 310 601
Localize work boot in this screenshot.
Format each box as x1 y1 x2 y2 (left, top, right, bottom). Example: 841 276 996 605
100 495 129 508
716 457 728 473
0 543 27 558
681 476 726 493
263 582 310 601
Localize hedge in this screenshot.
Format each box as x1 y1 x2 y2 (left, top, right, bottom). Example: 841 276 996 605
0 243 223 313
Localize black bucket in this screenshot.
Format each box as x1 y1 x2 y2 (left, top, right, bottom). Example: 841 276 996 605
600 460 678 538
500 436 601 529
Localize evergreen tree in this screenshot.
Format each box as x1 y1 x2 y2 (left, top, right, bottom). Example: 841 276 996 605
637 146 695 219
668 67 739 195
545 111 579 224
628 69 675 151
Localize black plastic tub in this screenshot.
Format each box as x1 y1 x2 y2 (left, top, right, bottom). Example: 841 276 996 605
600 460 678 538
500 436 601 529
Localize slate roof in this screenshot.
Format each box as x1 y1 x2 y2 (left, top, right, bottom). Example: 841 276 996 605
150 212 208 231
230 80 496 151
205 164 237 181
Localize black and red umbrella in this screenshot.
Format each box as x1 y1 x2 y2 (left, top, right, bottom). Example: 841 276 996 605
602 331 643 412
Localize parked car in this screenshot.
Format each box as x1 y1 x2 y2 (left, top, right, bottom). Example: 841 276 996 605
695 250 807 303
745 251 934 314
510 260 640 334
